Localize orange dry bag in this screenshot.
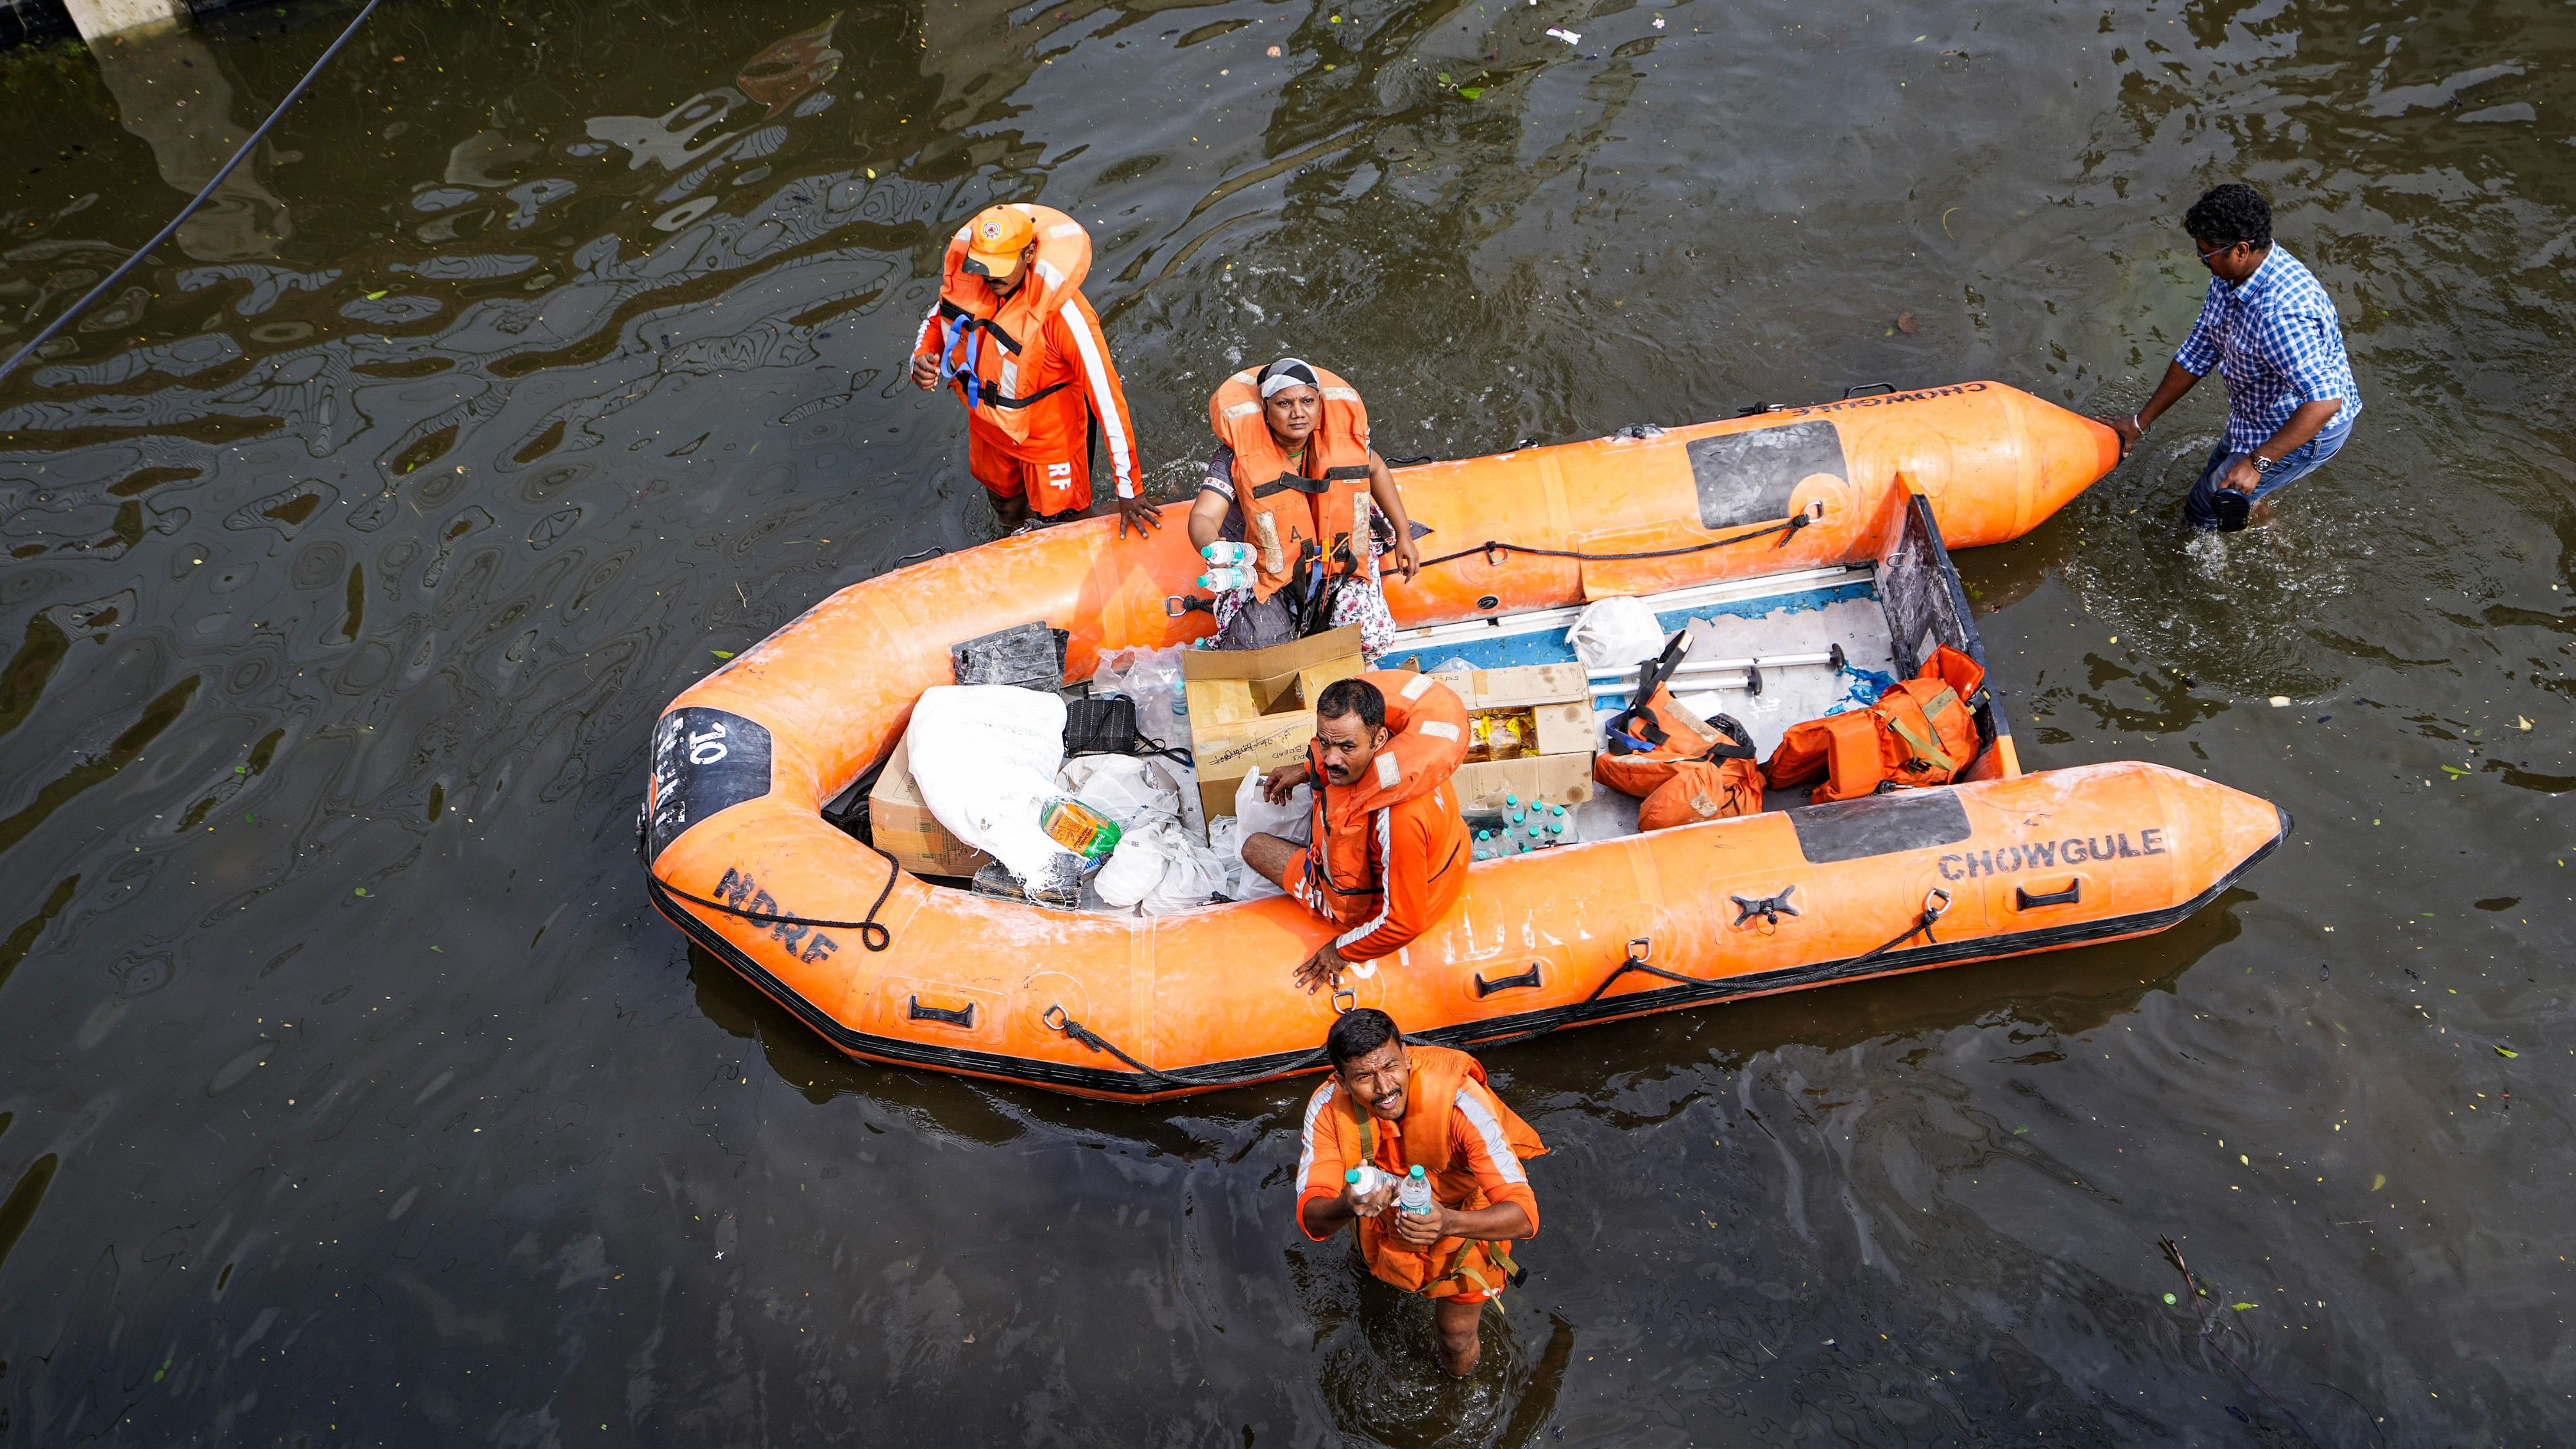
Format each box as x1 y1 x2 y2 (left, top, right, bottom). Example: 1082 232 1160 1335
1209 365 1374 599
1764 645 1987 802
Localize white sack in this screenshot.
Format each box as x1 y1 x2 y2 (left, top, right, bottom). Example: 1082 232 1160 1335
1569 596 1669 673
1226 768 1312 901
1143 826 1229 913
906 685 1083 891
1091 818 1229 913
1057 753 1182 830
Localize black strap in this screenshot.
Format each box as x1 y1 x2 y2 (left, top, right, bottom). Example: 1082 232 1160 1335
1045 1004 1329 1088
935 302 1025 354
651 843 901 952
977 379 1071 410
1486 944 1702 1048
1417 511 1811 570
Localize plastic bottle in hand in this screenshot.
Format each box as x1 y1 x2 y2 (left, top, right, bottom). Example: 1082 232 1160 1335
1201 540 1256 567
1398 1163 1433 1217
1198 565 1254 592
1345 1164 1399 1214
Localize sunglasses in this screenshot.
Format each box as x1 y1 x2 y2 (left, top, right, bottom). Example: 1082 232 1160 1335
2196 241 2244 265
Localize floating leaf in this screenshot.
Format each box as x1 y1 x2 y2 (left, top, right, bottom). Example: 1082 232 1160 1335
1896 310 1918 334
2440 764 2469 776
1438 71 1451 83
2515 715 2532 730
354 887 370 896
366 289 388 300
2013 1124 2029 1135
2230 1302 2256 1311
2162 1292 2178 1305
711 649 735 659
2495 1045 2518 1058
1458 86 1483 98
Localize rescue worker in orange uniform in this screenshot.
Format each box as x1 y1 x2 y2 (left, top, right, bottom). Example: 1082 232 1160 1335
1295 1008 1545 1378
1240 674 1470 993
907 203 1156 536
1189 357 1420 658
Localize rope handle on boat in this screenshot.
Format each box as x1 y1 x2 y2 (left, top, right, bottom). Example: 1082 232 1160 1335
1845 887 1952 967
1485 939 1705 1048
1041 1004 1329 1088
1413 502 1822 572
652 842 901 952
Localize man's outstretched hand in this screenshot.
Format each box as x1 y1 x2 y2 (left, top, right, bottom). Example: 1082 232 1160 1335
1115 494 1163 539
908 354 939 391
1295 940 1347 995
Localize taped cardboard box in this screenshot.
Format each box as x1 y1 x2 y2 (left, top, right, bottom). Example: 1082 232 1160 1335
868 736 992 877
1452 753 1596 813
1434 662 1596 758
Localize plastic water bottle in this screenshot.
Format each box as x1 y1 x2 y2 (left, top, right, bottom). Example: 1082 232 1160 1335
1503 793 1519 810
1198 565 1254 592
1398 1163 1433 1217
1202 540 1256 567
1345 1163 1399 1210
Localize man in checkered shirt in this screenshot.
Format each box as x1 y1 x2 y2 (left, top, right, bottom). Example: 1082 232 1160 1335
2104 184 2362 529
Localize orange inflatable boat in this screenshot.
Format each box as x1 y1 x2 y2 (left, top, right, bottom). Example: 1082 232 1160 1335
640 382 2286 1101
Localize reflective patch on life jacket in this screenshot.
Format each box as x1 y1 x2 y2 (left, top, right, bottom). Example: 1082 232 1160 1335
1375 753 1401 789
1419 719 1460 741
1401 673 1436 700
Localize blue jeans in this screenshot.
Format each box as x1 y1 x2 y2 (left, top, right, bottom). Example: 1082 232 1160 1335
2183 417 2352 529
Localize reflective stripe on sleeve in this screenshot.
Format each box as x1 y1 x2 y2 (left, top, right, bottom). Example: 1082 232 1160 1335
1455 1087 1528 1186
1297 1079 1338 1189
1061 300 1136 497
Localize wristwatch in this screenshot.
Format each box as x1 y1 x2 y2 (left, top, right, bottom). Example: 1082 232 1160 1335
2249 452 2279 475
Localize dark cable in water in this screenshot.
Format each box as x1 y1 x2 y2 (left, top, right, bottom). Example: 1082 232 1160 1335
0 0 382 384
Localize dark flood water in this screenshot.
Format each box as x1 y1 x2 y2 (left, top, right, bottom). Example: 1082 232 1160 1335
2 0 2570 1441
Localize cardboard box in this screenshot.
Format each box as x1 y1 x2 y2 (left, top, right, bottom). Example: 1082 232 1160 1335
1434 662 1597 759
1452 752 1597 812
1186 626 1364 817
867 737 991 877
1192 717 1317 819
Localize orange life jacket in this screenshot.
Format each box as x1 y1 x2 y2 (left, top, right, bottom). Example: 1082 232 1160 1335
1209 364 1374 599
1326 1044 1547 1299
1762 646 1987 803
1298 671 1469 927
1594 685 1759 802
1639 758 1767 831
928 204 1093 447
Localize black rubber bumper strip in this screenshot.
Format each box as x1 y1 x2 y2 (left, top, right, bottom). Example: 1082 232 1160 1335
647 805 2285 1098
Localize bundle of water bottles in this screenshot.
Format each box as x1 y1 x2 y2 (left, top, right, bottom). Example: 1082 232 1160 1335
1470 791 1574 861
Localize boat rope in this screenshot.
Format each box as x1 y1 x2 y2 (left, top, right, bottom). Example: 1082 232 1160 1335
1043 1004 1326 1088
1483 889 1954 1050
1413 511 1813 572
0 0 384 384
652 844 901 952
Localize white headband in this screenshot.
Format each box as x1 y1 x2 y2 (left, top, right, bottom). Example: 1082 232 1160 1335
1258 359 1320 399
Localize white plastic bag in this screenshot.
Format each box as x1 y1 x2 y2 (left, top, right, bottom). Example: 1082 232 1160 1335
1145 828 1227 913
906 685 1084 896
1227 768 1311 901
1057 754 1182 830
1094 818 1229 913
1569 596 1669 673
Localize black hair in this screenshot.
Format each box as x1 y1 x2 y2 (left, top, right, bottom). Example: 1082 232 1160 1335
2184 183 2271 250
1326 1008 1402 1068
1315 676 1386 733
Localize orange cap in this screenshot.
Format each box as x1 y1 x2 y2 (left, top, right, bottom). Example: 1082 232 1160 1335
962 205 1035 277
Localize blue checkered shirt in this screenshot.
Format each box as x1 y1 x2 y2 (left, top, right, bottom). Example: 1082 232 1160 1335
2173 245 2362 453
